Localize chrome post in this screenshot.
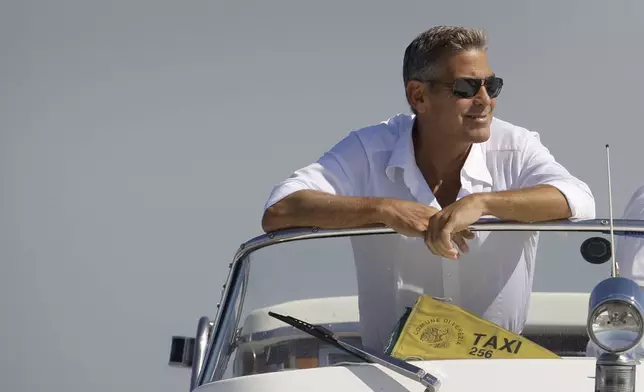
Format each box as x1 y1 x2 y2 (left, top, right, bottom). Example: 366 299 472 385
196 254 251 386
594 352 638 392
190 317 214 391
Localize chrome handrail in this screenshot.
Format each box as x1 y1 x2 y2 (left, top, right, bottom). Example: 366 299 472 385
194 218 644 389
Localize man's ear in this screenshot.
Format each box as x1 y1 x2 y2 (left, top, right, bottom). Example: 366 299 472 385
406 81 428 115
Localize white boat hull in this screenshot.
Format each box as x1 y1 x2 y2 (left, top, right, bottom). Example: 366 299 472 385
194 357 640 392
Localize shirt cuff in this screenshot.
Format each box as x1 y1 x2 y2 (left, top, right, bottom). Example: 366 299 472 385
542 180 596 220
264 180 312 210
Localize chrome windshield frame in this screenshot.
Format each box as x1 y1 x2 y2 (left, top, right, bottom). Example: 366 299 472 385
194 218 644 389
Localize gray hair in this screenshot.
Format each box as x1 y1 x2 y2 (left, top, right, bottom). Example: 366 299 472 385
403 26 488 108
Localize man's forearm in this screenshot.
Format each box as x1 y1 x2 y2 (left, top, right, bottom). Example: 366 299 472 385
261 190 388 232
477 184 573 223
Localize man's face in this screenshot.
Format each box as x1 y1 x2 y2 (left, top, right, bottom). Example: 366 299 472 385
408 49 499 144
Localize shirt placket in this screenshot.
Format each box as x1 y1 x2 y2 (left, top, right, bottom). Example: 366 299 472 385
441 259 461 305
405 166 462 305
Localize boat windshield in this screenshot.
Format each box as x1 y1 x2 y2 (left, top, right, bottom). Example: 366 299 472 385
206 223 629 381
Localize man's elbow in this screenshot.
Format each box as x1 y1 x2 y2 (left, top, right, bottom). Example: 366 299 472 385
541 181 595 221
568 188 596 221
579 195 597 220
261 201 292 233
261 205 281 233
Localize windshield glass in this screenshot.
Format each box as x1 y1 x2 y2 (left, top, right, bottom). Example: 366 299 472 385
219 228 616 379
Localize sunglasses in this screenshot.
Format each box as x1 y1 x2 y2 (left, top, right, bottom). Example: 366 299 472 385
426 76 504 99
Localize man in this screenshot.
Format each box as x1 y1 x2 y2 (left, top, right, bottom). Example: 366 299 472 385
261 25 595 352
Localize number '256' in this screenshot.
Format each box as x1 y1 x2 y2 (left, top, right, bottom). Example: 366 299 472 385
468 346 492 358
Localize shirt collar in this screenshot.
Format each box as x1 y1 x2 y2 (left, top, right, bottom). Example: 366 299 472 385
461 141 493 186
384 118 415 182
385 116 493 186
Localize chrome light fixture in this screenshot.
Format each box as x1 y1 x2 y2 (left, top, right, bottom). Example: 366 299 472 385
588 277 644 392
588 277 644 353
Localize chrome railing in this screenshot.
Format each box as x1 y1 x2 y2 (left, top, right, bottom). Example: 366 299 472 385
192 218 644 389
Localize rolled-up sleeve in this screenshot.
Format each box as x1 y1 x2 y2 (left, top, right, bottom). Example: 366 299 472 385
516 132 596 220
264 131 370 210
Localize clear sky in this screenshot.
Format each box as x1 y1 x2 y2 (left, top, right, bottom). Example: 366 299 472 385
1 0 642 391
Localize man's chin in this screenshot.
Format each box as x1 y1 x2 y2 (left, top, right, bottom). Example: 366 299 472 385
464 127 491 143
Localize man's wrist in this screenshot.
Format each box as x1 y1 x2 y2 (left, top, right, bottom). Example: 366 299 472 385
372 198 394 226
471 192 495 217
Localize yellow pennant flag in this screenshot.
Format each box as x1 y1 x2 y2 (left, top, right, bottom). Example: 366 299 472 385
385 295 560 360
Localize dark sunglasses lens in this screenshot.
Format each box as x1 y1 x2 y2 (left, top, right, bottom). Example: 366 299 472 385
452 77 503 98
486 77 503 98
452 79 481 98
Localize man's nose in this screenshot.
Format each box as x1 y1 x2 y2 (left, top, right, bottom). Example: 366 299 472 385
473 84 491 105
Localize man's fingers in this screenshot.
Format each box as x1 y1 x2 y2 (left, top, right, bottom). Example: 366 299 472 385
431 216 458 259
425 215 441 256
438 227 458 259
425 214 459 259
452 233 470 254
460 229 475 239
425 227 438 255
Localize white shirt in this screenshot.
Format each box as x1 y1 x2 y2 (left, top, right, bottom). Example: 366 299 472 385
264 113 596 352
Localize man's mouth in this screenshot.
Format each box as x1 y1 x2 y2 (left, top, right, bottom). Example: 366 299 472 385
464 113 488 119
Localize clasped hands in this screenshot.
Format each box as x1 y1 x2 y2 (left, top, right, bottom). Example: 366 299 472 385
381 194 487 260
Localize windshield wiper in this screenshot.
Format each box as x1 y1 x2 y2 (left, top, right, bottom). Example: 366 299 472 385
268 311 442 392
